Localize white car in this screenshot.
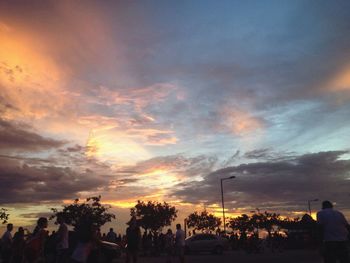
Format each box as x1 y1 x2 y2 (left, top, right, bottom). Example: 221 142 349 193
185 234 229 254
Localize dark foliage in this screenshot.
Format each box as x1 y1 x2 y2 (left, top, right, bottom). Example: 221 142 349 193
186 210 221 232
0 208 9 224
131 200 177 232
50 196 115 229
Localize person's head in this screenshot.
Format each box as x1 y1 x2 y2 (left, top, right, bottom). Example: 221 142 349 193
322 200 333 209
109 228 113 232
37 217 48 229
176 224 181 230
7 223 13 232
17 227 24 237
167 229 172 235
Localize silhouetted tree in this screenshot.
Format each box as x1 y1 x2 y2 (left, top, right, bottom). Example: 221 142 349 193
186 210 221 232
0 208 9 224
228 214 253 235
131 200 177 232
257 212 281 237
50 196 115 229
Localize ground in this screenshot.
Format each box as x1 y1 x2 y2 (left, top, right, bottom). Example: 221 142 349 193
117 249 323 263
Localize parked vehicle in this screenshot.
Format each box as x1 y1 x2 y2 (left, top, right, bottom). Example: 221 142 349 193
185 234 229 254
100 241 122 262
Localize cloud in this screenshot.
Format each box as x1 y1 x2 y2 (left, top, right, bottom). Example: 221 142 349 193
219 107 265 135
0 119 65 152
98 154 219 204
172 151 350 213
243 148 296 162
0 155 110 204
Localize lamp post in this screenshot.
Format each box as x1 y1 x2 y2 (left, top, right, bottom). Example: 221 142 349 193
221 175 236 233
308 199 318 216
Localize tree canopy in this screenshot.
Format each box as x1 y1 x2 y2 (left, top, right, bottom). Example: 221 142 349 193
229 212 282 235
228 214 253 234
186 210 221 232
50 196 115 229
0 208 9 224
131 200 177 232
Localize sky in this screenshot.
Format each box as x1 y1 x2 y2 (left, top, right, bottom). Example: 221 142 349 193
1 0 350 233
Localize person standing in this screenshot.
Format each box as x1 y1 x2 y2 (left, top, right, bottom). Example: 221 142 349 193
24 217 48 263
125 216 141 263
106 228 117 243
317 200 349 263
1 223 13 263
11 227 25 263
164 229 174 263
71 219 98 263
175 224 185 263
56 214 69 263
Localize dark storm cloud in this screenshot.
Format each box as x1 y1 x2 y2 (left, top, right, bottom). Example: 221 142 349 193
0 119 65 152
172 151 350 212
0 155 110 204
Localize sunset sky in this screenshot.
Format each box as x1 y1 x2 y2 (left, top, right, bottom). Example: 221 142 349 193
1 0 350 233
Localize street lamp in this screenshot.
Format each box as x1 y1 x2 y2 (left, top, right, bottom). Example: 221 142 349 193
221 175 236 233
308 199 318 216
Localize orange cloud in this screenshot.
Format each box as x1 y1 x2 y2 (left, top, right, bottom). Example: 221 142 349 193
0 24 70 120
222 107 264 135
327 66 350 92
95 84 178 109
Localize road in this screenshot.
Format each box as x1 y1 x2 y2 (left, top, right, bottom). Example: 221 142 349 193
116 249 323 263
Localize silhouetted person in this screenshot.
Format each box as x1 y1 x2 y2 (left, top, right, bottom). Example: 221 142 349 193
141 231 148 256
11 227 25 263
71 219 98 263
24 217 48 263
1 223 13 263
317 200 349 263
165 229 174 263
97 228 102 240
146 232 153 256
56 214 69 263
175 224 185 263
153 232 160 256
106 228 117 243
125 216 141 263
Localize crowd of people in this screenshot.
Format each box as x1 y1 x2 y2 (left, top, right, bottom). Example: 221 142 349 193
0 215 186 263
0 216 68 263
123 219 185 263
0 200 349 263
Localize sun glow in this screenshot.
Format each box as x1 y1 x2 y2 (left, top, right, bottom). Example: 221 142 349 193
85 130 151 165
136 169 179 188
